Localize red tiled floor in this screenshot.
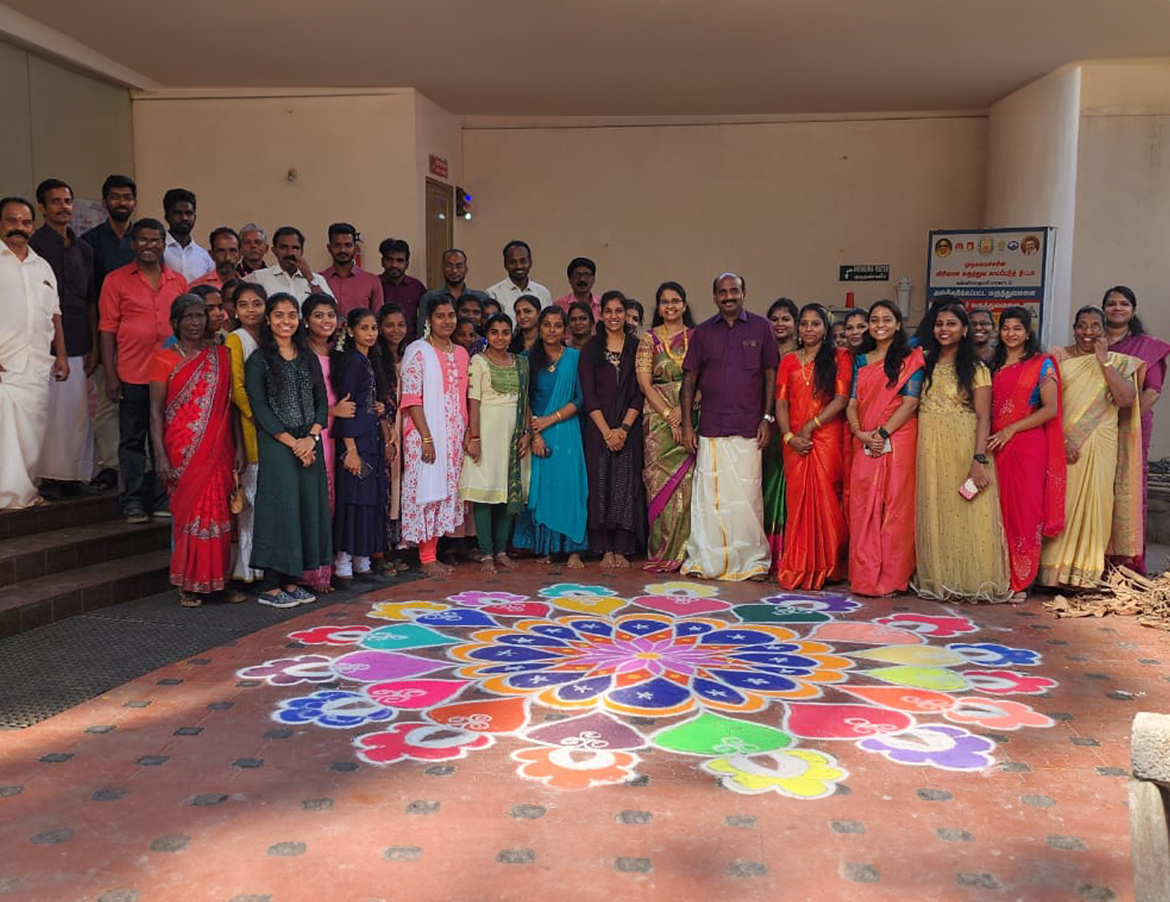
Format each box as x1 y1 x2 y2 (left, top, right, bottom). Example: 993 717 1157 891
1 564 1167 901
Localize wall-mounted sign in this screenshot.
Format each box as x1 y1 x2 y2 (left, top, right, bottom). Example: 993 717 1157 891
926 227 1053 337
839 264 889 282
429 155 449 179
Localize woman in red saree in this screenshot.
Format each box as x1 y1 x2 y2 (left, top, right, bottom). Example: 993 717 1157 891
776 304 851 589
986 306 1064 597
845 301 924 596
149 294 240 606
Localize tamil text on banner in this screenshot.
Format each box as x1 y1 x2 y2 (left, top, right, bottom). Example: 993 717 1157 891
926 228 1053 335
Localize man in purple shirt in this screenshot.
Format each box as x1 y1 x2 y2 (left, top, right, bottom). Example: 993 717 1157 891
679 272 777 581
320 223 385 317
378 237 426 336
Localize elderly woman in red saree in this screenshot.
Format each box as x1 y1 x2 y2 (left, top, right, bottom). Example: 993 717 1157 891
775 304 851 589
636 282 696 572
149 294 242 607
844 301 924 596
1103 286 1170 573
985 306 1064 598
1039 306 1143 588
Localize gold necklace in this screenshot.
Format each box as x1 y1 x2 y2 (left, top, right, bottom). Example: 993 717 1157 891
428 336 453 354
657 325 688 369
546 347 563 373
796 347 816 385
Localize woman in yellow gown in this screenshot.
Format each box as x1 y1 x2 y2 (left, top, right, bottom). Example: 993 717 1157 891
1039 306 1143 588
913 302 1011 602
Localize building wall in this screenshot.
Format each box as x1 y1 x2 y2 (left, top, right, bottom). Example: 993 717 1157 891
130 90 420 272
0 37 133 204
984 66 1082 346
458 115 987 318
1072 61 1170 459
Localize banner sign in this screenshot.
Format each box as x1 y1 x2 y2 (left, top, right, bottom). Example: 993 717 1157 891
926 227 1052 332
839 264 889 282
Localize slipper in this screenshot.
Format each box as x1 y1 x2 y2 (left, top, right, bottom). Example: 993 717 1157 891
223 589 248 604
178 593 203 607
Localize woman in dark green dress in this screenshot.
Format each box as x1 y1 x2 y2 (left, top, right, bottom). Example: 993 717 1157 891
763 297 798 572
244 292 332 607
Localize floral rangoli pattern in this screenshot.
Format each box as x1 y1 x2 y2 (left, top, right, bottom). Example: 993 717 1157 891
239 579 1059 798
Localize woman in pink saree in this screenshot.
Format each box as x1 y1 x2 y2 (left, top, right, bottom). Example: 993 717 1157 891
1103 286 1170 573
845 301 924 596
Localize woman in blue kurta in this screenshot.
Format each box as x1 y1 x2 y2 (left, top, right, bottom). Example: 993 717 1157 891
513 306 588 568
331 308 387 581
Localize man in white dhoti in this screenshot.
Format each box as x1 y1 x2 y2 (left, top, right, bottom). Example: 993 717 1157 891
30 179 95 497
0 197 69 509
679 272 779 580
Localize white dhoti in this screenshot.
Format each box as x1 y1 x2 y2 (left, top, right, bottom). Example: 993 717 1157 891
0 349 52 508
681 435 769 581
39 355 93 482
231 463 263 582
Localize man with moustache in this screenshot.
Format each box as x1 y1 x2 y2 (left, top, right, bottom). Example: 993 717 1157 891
191 227 242 290
29 179 96 499
969 307 997 364
554 256 601 321
320 222 383 316
250 226 335 303
161 188 213 282
99 219 187 523
680 272 777 581
82 174 138 492
0 197 69 509
236 223 269 276
378 238 426 336
418 248 489 338
487 239 552 310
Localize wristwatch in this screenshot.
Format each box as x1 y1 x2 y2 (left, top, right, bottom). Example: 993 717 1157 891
619 423 631 432
763 414 776 424
973 453 989 464
877 427 890 440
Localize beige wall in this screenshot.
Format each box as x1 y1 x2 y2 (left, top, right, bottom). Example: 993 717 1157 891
458 116 987 319
131 90 420 272
1071 61 1170 458
985 66 1082 345
0 37 133 203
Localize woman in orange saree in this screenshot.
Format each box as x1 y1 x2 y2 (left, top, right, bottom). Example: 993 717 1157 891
845 301 924 596
986 306 1065 597
775 304 851 589
149 294 239 606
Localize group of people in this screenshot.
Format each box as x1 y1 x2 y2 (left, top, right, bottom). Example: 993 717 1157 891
2 176 1166 609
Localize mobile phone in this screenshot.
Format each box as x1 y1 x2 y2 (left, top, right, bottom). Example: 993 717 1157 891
958 478 980 500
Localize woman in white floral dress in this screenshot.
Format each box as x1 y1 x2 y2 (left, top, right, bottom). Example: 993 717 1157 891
400 295 469 577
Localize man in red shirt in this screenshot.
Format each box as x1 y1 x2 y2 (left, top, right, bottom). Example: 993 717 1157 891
99 218 187 522
378 238 426 337
320 222 384 316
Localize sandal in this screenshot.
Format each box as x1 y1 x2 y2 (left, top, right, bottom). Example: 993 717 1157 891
178 593 203 607
223 588 248 604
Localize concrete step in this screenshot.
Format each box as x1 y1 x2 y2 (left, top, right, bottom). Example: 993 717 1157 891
0 518 171 587
0 492 122 541
0 549 172 639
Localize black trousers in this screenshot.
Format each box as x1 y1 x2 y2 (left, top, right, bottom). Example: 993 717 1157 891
117 382 167 514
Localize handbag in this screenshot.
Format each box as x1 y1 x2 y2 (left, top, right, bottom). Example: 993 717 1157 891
229 472 246 514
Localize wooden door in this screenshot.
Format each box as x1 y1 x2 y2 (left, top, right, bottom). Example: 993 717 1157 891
424 178 454 290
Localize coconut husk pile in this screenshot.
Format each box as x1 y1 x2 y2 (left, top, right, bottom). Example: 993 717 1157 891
1044 566 1170 630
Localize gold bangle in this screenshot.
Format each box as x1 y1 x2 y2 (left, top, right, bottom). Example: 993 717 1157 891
813 415 822 429
782 431 795 445
555 410 563 421
420 437 434 444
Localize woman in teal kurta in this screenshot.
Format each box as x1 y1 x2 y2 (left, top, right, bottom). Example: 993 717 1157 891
244 292 332 606
512 307 588 568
